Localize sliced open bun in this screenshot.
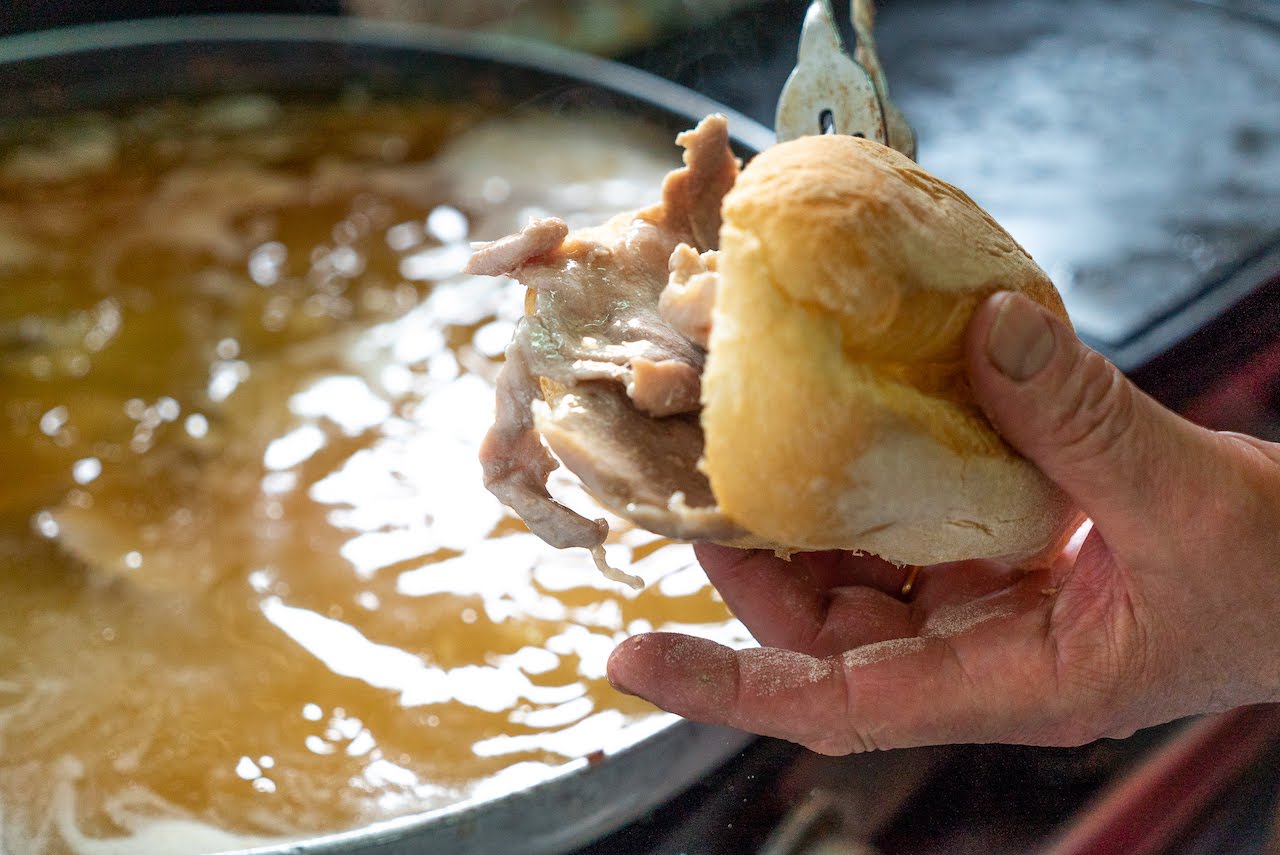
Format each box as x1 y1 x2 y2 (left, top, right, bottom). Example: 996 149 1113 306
702 135 1076 565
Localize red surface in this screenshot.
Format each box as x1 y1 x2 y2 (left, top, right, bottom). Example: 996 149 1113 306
1040 706 1280 855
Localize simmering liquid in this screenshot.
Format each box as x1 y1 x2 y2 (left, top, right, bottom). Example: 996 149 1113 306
0 95 746 854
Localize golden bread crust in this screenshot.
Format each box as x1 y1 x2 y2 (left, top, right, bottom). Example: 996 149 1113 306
701 135 1078 565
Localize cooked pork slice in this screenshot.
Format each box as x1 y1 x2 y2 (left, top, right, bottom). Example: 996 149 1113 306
480 343 607 550
659 244 718 349
480 342 645 587
658 119 740 251
626 357 701 417
464 217 568 277
473 115 748 580
535 381 746 544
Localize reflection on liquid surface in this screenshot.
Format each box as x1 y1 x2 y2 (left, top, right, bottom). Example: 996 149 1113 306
0 96 747 854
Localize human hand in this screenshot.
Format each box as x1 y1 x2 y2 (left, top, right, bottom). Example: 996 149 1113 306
607 291 1280 753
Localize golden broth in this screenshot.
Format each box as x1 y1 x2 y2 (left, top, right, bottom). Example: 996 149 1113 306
0 95 746 854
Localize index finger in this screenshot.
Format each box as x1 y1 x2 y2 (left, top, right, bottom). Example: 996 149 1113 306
607 625 1054 753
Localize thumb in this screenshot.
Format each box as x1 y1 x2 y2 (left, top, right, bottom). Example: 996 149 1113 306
965 291 1208 549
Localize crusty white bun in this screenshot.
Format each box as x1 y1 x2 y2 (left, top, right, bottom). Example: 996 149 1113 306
701 133 1078 565
473 118 1080 580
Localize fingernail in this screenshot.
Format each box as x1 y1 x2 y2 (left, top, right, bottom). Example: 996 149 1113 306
986 293 1056 381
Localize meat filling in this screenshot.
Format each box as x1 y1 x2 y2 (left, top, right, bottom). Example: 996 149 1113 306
469 115 746 583
465 216 568 278
660 243 719 349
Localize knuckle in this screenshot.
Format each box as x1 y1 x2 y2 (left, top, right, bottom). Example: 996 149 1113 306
1048 347 1137 466
801 666 879 755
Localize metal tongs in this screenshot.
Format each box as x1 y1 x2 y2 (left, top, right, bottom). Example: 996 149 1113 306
775 0 915 159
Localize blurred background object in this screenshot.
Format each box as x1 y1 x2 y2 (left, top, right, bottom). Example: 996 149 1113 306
0 0 776 54
342 0 772 54
9 0 1274 360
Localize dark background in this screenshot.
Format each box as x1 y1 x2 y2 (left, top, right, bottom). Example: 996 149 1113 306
0 1 342 35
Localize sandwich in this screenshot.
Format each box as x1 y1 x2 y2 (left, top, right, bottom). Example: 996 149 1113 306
466 115 1078 588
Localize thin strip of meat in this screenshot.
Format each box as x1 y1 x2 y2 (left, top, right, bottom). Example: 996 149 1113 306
479 340 644 589
479 340 598 548
656 121 740 250
464 217 568 276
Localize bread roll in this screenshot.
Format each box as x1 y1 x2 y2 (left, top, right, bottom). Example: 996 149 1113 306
474 120 1080 578
701 134 1078 565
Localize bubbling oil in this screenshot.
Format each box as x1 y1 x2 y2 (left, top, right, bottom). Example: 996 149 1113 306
0 95 747 854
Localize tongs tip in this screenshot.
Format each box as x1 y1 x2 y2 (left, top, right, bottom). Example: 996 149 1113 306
774 0 915 159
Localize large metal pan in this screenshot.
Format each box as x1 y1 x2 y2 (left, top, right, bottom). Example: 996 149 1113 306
0 15 772 855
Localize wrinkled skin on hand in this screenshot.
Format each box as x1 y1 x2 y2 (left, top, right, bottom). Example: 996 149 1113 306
608 292 1280 753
